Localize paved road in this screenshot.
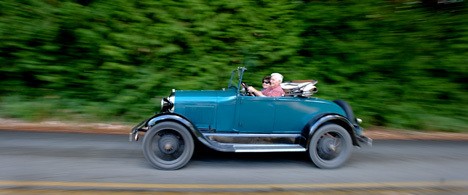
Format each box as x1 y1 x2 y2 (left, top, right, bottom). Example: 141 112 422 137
1 130 468 193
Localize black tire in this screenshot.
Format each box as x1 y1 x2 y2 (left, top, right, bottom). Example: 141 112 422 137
142 121 194 170
308 124 352 169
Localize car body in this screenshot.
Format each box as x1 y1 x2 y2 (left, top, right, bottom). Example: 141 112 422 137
130 67 372 170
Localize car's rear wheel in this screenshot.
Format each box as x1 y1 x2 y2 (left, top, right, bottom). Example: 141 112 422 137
308 124 352 169
142 121 194 170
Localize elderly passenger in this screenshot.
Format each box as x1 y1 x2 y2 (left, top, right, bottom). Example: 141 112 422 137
248 73 285 97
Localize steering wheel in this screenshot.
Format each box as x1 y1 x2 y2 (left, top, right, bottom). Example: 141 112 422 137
241 82 253 96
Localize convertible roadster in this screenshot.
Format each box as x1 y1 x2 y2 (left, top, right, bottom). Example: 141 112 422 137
130 67 372 170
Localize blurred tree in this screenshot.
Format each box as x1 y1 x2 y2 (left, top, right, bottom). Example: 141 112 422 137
0 0 466 131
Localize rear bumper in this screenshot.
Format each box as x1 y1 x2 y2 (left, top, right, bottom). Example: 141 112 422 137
357 135 373 146
352 124 372 146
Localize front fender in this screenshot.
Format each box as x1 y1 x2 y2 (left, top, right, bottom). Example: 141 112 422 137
147 114 195 131
143 114 203 139
303 114 359 148
130 113 197 141
132 113 222 151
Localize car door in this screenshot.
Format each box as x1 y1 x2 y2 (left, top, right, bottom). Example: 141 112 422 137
234 96 276 133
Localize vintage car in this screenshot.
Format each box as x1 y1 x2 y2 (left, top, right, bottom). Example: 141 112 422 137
130 67 372 170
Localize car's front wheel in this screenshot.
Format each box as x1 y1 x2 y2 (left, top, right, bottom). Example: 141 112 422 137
142 121 194 170
308 124 352 169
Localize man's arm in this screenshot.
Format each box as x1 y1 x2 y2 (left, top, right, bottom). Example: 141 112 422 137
247 86 265 97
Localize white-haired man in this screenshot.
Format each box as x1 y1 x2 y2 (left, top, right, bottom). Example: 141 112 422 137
248 73 285 97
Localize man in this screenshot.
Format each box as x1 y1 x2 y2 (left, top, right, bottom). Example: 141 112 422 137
248 73 285 97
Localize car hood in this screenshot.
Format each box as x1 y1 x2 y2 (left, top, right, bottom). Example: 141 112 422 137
173 88 237 104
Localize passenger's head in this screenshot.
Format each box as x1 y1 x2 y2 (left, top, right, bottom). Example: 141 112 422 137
262 76 271 89
270 73 283 86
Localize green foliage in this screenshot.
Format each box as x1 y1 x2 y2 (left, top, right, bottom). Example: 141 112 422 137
0 0 466 131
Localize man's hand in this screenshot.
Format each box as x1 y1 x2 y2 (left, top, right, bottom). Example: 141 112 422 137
247 86 265 97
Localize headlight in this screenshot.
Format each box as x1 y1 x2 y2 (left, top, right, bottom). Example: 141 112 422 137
160 92 175 113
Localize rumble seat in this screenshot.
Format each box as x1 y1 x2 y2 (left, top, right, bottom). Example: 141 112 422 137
281 80 318 97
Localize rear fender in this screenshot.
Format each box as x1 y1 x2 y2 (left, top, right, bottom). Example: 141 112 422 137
303 115 359 148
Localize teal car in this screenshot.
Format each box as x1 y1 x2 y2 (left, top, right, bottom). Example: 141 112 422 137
130 67 372 170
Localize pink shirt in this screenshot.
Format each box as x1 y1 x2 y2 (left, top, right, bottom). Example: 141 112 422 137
262 85 285 97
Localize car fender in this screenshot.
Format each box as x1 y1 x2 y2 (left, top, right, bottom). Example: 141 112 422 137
303 114 359 148
333 100 358 127
146 113 200 136
145 113 220 151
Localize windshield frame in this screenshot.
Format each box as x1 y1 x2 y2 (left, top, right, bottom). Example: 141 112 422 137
228 67 247 93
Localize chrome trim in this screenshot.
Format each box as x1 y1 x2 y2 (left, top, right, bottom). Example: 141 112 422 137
203 133 301 138
235 148 306 153
168 94 175 112
204 133 303 145
160 92 175 113
229 143 307 153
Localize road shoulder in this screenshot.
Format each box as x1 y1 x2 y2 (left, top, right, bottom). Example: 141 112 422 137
1 118 467 141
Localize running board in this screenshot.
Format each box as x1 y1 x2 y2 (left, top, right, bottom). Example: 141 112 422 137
223 143 306 153
199 133 307 153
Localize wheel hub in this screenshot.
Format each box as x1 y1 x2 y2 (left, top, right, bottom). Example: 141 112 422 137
158 134 180 154
318 136 339 160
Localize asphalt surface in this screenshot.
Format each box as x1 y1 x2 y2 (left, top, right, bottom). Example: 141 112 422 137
1 130 468 194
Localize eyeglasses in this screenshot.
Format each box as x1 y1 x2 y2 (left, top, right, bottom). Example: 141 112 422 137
263 81 270 84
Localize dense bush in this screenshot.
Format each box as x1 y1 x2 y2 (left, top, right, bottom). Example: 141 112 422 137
0 0 466 131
